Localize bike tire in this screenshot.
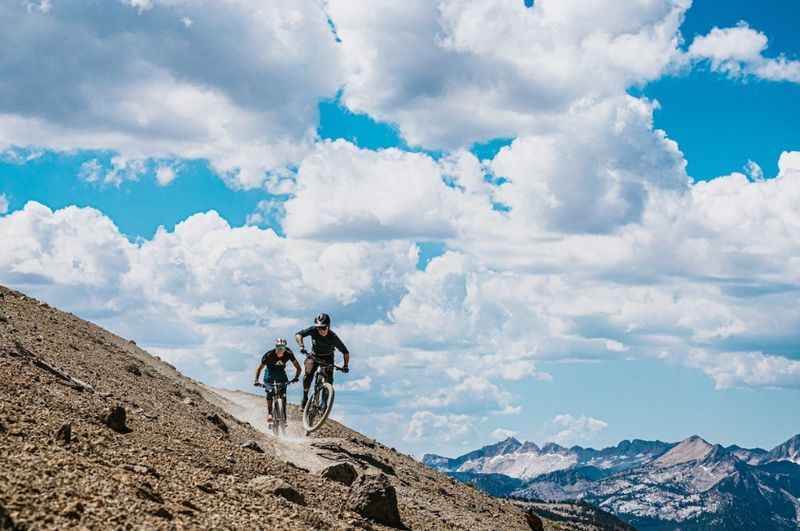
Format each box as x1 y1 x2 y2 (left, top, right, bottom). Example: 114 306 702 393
302 382 335 434
272 399 283 437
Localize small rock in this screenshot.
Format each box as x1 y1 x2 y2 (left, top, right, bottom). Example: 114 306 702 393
525 509 545 531
122 463 160 478
136 482 164 504
181 500 201 512
206 413 229 434
347 473 403 528
104 405 130 433
55 423 72 444
248 476 305 506
151 507 173 520
125 364 142 376
63 501 84 519
240 441 264 453
182 397 197 407
196 482 215 494
320 461 358 486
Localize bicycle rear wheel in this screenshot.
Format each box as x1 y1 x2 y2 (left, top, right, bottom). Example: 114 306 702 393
302 382 335 434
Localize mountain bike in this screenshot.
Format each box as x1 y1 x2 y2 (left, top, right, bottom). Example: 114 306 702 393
255 380 296 437
302 357 345 435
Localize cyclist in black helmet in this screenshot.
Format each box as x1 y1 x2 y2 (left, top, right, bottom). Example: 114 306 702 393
254 338 301 425
295 313 350 409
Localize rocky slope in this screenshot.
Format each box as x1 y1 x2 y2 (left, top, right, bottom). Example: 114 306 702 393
428 434 800 530
0 283 598 530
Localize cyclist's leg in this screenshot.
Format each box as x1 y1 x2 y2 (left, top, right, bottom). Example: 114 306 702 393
302 357 317 409
281 389 288 424
266 385 275 423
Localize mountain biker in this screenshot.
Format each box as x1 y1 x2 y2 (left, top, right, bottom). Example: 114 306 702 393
253 338 301 425
295 313 349 409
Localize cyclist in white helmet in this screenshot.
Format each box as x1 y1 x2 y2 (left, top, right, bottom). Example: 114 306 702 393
254 338 301 425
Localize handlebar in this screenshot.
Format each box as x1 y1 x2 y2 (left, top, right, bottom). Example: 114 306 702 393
254 380 298 388
307 355 346 371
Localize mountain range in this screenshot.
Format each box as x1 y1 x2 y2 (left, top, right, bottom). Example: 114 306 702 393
424 433 800 530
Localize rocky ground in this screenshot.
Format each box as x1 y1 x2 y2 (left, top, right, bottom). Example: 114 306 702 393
0 284 610 530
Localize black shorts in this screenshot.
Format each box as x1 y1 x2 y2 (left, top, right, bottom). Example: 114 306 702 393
264 375 288 400
303 356 334 388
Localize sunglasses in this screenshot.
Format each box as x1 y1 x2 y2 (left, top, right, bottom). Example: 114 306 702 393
316 325 329 331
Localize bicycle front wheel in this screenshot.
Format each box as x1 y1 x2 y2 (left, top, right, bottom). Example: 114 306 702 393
302 382 335 434
272 399 283 437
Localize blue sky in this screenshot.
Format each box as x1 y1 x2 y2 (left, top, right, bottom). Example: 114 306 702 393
1 0 799 456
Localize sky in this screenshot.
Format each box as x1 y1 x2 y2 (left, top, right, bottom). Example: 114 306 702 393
1 0 799 458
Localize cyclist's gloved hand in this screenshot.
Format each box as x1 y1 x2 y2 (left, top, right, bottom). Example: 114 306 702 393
290 376 299 383
300 348 308 355
341 365 349 373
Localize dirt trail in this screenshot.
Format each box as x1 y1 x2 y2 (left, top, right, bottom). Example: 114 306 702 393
206 386 335 474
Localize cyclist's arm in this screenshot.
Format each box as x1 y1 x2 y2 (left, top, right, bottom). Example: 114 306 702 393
333 333 350 368
290 356 302 381
295 327 312 353
254 362 265 384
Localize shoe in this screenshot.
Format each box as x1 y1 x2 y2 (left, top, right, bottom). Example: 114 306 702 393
267 415 273 424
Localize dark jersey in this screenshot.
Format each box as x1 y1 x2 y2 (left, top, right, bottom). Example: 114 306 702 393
297 326 349 359
261 348 297 380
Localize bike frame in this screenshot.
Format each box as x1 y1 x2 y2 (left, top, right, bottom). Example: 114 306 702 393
256 380 295 433
311 357 343 398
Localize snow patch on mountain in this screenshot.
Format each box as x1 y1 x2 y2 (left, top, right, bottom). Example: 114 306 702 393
459 451 578 479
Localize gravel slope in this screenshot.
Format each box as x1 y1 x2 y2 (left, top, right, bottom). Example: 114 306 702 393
0 284 579 530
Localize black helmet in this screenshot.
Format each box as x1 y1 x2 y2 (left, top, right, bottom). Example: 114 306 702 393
314 313 331 327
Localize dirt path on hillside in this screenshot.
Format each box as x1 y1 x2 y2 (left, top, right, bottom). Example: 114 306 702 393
204 386 336 473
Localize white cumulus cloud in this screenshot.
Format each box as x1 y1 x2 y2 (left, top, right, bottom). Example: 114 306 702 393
404 411 475 442
550 414 609 446
688 23 800 83
329 0 690 149
0 0 343 188
490 428 518 440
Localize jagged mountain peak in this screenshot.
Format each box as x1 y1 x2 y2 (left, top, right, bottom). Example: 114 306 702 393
518 441 541 453
653 435 713 467
540 442 566 453
498 436 522 446
768 433 800 464
482 436 523 456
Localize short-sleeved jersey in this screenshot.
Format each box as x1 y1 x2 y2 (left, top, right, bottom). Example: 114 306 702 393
261 348 297 380
296 326 349 359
